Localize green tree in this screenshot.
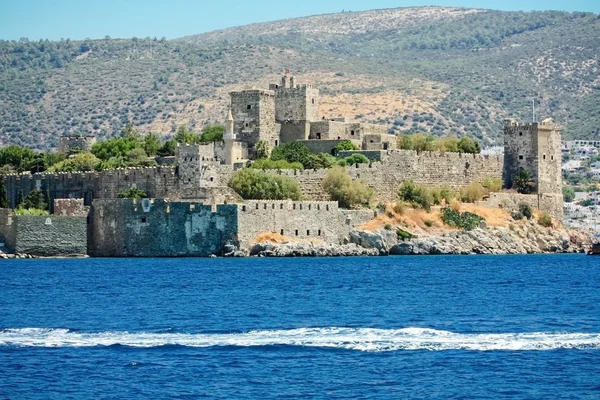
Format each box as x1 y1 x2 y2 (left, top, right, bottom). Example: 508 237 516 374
157 139 177 157
228 168 301 200
342 153 370 166
270 141 311 164
322 166 373 208
143 133 161 156
18 189 47 210
433 136 459 153
174 125 199 144
514 170 534 194
255 140 270 159
0 145 36 172
199 124 224 143
48 152 101 172
126 148 148 165
563 186 576 202
457 137 481 154
335 140 359 153
91 137 138 161
121 122 139 141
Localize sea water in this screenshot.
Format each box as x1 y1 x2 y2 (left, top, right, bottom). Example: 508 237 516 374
1 254 599 398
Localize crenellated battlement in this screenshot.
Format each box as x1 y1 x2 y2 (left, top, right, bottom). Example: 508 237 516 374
241 199 338 213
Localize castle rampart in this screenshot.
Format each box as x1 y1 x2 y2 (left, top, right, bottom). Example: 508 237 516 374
259 150 505 203
88 199 239 257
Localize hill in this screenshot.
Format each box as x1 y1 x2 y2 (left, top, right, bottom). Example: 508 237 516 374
0 6 599 150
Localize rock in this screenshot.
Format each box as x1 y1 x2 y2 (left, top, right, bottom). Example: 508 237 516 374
349 230 397 254
389 242 413 255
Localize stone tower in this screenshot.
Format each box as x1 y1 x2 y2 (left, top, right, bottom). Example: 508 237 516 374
503 118 562 195
269 75 320 123
229 89 277 156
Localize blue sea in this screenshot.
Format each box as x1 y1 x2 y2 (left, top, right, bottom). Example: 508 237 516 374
1 254 599 399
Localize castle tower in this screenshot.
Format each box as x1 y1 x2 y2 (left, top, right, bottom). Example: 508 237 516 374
503 118 562 195
269 75 320 123
229 89 277 157
58 134 96 154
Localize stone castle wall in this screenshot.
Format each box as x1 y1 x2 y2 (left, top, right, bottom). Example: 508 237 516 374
261 150 504 203
88 199 239 257
237 200 374 247
476 192 563 221
2 167 178 210
2 215 87 256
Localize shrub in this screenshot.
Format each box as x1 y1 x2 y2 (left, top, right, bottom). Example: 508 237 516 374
441 207 484 231
13 207 50 216
481 177 503 193
518 202 533 220
398 181 433 211
335 140 359 152
511 211 524 220
393 202 405 215
450 199 462 212
424 219 434 227
396 229 414 241
342 153 369 166
229 168 301 200
18 189 47 211
384 223 392 230
118 187 148 199
538 212 553 227
431 186 456 205
48 152 102 172
460 182 486 203
322 166 373 209
514 170 534 194
255 140 270 159
563 186 575 203
457 137 481 154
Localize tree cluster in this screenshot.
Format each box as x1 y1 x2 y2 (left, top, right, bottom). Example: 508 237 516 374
397 133 481 154
228 168 301 201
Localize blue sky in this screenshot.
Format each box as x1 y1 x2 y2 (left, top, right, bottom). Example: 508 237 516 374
1 0 598 41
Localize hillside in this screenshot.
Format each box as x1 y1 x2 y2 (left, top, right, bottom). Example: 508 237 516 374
0 6 599 150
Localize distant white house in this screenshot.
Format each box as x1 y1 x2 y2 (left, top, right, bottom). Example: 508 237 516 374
562 160 583 173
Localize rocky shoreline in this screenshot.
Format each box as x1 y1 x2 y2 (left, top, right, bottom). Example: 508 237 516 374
244 222 591 257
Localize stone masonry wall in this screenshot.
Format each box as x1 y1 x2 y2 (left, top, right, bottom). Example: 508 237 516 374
3 167 178 210
262 150 504 203
11 215 87 256
237 200 375 247
475 192 563 221
54 198 87 216
88 199 238 257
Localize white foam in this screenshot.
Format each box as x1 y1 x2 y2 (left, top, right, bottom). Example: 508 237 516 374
1 327 599 352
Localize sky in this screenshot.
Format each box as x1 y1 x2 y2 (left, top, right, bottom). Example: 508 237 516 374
0 0 598 41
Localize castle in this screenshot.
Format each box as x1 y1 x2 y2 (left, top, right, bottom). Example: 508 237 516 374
189 74 397 167
0 74 564 257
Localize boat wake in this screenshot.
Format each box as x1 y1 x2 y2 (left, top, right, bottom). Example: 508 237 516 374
1 327 599 352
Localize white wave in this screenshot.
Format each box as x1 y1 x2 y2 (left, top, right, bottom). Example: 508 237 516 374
1 327 599 352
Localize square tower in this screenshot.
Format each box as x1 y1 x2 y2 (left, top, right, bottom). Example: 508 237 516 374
229 89 278 153
503 119 562 195
270 76 320 123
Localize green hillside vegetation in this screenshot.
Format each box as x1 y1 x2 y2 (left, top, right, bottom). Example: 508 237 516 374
1 7 599 150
